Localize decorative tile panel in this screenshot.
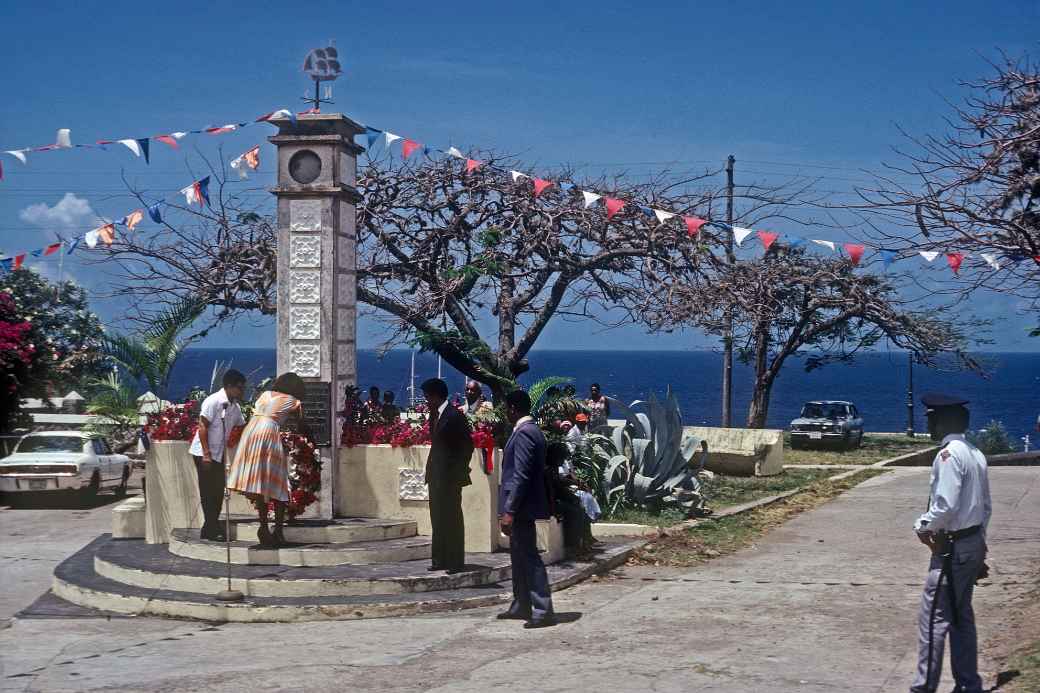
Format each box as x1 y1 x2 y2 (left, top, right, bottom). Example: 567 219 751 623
288 344 320 377
290 236 321 268
398 468 429 502
289 306 321 340
289 199 323 232
289 270 321 303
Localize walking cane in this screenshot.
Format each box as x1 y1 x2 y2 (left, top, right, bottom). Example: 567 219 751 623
216 404 244 602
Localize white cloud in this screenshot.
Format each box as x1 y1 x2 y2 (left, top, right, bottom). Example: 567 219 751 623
19 193 99 230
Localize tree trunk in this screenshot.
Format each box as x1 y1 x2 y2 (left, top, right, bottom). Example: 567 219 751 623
745 317 774 429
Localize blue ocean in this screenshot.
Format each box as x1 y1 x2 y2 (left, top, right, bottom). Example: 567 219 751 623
170 349 1039 448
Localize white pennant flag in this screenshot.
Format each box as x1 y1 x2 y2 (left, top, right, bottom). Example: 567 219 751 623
447 146 465 159
732 227 754 246
384 132 401 147
230 154 249 179
118 139 142 157
582 191 601 208
919 251 940 262
55 129 72 148
653 209 676 225
4 150 27 164
170 132 188 140
980 252 1000 270
85 230 100 248
510 170 527 183
812 239 836 251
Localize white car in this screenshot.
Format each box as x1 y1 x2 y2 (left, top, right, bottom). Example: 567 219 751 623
0 431 131 498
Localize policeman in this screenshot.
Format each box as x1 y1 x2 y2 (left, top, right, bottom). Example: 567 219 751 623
910 393 992 693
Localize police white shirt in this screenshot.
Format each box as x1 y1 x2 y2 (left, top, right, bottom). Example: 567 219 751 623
914 434 992 538
188 389 245 462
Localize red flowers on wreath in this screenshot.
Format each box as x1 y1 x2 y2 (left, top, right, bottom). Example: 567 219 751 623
252 431 322 520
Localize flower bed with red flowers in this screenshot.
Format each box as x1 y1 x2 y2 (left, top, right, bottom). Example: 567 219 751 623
340 386 432 448
146 403 198 441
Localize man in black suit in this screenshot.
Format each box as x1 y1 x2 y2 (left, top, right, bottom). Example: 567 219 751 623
498 389 557 628
422 378 474 573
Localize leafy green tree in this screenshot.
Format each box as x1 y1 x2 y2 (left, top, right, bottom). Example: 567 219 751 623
84 373 143 450
103 298 205 401
0 268 106 398
968 420 1016 455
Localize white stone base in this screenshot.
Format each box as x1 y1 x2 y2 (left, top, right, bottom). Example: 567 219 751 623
112 497 146 539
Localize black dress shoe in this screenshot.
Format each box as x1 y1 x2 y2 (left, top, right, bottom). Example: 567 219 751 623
210 532 227 542
496 611 531 620
523 617 558 629
445 566 466 574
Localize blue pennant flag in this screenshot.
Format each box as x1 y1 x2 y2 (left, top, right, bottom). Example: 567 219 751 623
66 238 81 255
30 248 43 258
0 258 12 273
559 182 575 191
148 203 163 224
787 236 807 248
197 176 211 208
364 126 382 149
638 205 655 219
879 249 899 267
422 146 433 157
137 138 150 165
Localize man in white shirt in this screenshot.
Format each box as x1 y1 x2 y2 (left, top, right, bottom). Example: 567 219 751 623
910 393 992 693
188 370 246 541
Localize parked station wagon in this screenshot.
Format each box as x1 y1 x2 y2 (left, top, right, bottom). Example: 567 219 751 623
0 431 131 498
789 401 865 450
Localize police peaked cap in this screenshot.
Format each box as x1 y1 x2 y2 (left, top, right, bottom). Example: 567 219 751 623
920 392 969 410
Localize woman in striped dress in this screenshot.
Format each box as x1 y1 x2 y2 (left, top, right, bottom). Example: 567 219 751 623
227 373 306 547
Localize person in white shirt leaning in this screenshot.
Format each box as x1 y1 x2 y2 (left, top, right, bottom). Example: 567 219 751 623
188 370 247 541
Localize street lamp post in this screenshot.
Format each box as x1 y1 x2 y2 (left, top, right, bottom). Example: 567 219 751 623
905 351 915 437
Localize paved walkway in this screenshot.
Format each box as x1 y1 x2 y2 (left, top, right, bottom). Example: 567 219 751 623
1 467 1037 692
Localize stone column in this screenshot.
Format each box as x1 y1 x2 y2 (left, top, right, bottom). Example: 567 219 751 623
269 114 362 519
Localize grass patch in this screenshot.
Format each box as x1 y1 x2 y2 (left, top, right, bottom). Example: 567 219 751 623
1003 639 1040 693
630 468 889 566
783 433 933 466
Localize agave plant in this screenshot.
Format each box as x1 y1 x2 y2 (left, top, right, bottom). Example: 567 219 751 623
605 388 705 513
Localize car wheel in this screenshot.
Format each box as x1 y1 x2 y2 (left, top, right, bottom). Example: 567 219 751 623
115 465 130 497
853 432 863 449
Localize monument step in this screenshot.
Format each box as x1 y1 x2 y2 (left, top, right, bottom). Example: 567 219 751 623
228 517 418 544
169 529 432 566
94 537 510 598
52 535 641 623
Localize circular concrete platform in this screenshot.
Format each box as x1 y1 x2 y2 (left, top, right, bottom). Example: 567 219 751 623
169 529 432 566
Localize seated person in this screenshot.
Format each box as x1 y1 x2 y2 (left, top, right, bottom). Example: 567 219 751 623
545 442 597 556
382 390 401 422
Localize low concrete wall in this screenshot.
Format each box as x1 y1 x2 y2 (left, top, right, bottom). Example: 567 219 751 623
684 426 784 476
338 445 502 554
877 447 940 467
143 441 254 544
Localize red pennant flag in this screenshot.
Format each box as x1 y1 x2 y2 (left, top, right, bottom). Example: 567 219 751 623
155 135 180 149
44 243 62 256
532 178 552 197
946 252 964 274
605 198 625 219
758 231 779 250
13 254 26 269
1033 255 1040 265
465 158 483 174
401 139 421 159
684 216 707 237
844 243 866 265
205 125 237 135
124 210 144 231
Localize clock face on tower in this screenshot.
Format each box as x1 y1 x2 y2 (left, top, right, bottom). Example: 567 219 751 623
289 149 322 184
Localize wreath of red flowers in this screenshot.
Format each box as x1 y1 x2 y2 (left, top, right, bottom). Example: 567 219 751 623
252 431 322 520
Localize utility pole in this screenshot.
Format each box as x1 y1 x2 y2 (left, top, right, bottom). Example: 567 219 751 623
905 351 915 437
721 155 736 428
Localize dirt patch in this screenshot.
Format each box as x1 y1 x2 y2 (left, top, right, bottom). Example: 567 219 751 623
982 568 1040 691
629 468 889 567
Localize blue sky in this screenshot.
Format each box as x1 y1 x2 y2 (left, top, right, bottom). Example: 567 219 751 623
1 0 1037 351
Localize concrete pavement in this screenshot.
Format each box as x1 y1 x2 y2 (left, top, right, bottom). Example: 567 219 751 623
1 467 1037 692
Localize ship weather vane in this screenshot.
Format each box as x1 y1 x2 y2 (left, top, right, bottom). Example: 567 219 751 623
302 42 342 112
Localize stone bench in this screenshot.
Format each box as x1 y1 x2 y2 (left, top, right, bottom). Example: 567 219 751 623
112 496 146 539
684 426 784 476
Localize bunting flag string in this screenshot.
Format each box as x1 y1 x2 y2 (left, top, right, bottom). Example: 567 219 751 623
230 145 261 180
0 107 296 180
356 116 1033 277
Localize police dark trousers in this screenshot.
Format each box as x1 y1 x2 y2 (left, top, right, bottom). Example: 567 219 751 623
192 456 225 537
910 529 985 693
428 478 465 570
508 514 554 621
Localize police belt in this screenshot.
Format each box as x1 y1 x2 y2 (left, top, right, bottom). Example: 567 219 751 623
939 524 981 541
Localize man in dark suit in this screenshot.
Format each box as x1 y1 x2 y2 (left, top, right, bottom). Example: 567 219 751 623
498 389 557 628
422 378 474 573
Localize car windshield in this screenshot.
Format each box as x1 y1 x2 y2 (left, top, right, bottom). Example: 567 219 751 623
801 404 847 420
15 436 85 454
